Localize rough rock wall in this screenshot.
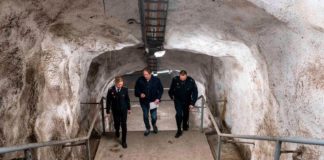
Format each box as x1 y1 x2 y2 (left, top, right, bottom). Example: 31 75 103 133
248 0 324 159
0 1 53 159
0 0 323 159
0 0 139 159
163 0 324 159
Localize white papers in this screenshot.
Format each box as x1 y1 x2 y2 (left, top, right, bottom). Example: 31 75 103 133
149 102 159 110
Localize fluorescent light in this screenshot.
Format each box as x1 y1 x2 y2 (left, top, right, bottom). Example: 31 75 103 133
154 50 166 57
157 70 171 74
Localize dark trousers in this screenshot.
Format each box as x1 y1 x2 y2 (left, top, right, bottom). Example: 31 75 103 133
140 103 157 130
174 100 190 131
112 109 127 143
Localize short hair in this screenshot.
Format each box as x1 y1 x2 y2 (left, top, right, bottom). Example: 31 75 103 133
179 70 187 75
115 76 124 83
143 67 152 74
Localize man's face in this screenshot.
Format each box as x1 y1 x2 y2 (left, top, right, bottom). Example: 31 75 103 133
143 71 152 80
116 81 124 89
179 74 187 81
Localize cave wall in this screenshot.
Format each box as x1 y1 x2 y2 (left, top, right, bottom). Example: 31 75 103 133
163 0 324 159
0 0 323 159
0 0 139 159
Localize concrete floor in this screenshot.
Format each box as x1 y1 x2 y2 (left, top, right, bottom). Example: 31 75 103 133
94 131 214 160
125 100 202 131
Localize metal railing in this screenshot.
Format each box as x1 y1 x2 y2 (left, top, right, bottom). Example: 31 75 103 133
198 96 324 160
0 98 104 160
3 95 321 160
194 95 206 133
0 94 200 159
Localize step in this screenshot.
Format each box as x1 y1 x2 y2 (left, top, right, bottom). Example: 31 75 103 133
145 9 167 12
144 0 168 4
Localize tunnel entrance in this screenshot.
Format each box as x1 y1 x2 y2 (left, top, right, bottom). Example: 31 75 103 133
80 45 256 160
102 70 205 132
82 46 245 133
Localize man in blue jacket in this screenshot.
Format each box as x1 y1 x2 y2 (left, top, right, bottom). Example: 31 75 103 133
135 68 164 136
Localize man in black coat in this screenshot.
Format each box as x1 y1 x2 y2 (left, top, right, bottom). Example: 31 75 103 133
135 67 164 136
106 76 131 148
169 70 198 138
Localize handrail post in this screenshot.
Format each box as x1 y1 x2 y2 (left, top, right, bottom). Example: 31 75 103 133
24 148 32 160
274 140 282 160
100 97 106 135
200 97 205 133
86 139 91 160
216 135 222 160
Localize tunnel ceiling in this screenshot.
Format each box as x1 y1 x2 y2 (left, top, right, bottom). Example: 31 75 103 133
0 0 323 160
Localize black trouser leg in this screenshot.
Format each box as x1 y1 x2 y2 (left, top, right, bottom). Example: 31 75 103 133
174 100 184 131
120 110 128 143
183 104 190 129
112 111 120 133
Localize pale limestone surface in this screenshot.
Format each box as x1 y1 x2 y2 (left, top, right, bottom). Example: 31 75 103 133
0 0 323 160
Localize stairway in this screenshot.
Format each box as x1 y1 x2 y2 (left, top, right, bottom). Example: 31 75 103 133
139 0 169 72
139 0 169 52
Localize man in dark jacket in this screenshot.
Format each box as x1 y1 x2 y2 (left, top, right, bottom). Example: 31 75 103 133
106 76 131 148
169 70 198 138
135 68 164 136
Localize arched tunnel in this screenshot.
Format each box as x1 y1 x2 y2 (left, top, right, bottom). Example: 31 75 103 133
0 0 323 160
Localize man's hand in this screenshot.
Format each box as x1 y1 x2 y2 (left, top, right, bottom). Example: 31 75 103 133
189 105 195 111
154 99 160 105
128 110 131 114
140 93 146 98
105 114 110 122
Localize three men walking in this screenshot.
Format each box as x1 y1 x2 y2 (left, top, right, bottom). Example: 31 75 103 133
106 69 198 149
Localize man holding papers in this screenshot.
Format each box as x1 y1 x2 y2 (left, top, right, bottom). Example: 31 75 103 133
135 68 164 136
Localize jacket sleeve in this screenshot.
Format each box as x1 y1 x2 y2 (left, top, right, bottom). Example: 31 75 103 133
191 79 198 105
125 88 131 110
134 78 141 97
168 78 175 100
157 78 164 101
106 89 112 114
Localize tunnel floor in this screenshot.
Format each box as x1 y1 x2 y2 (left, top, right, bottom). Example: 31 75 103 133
122 100 202 131
94 131 214 160
96 73 242 160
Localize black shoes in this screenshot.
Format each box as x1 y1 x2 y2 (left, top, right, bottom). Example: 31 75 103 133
175 131 183 138
153 126 158 134
115 131 120 138
122 142 127 148
144 130 150 136
183 125 189 131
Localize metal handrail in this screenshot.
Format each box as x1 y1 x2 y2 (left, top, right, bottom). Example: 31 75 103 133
199 95 324 160
0 100 102 160
5 95 321 160
195 95 206 133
